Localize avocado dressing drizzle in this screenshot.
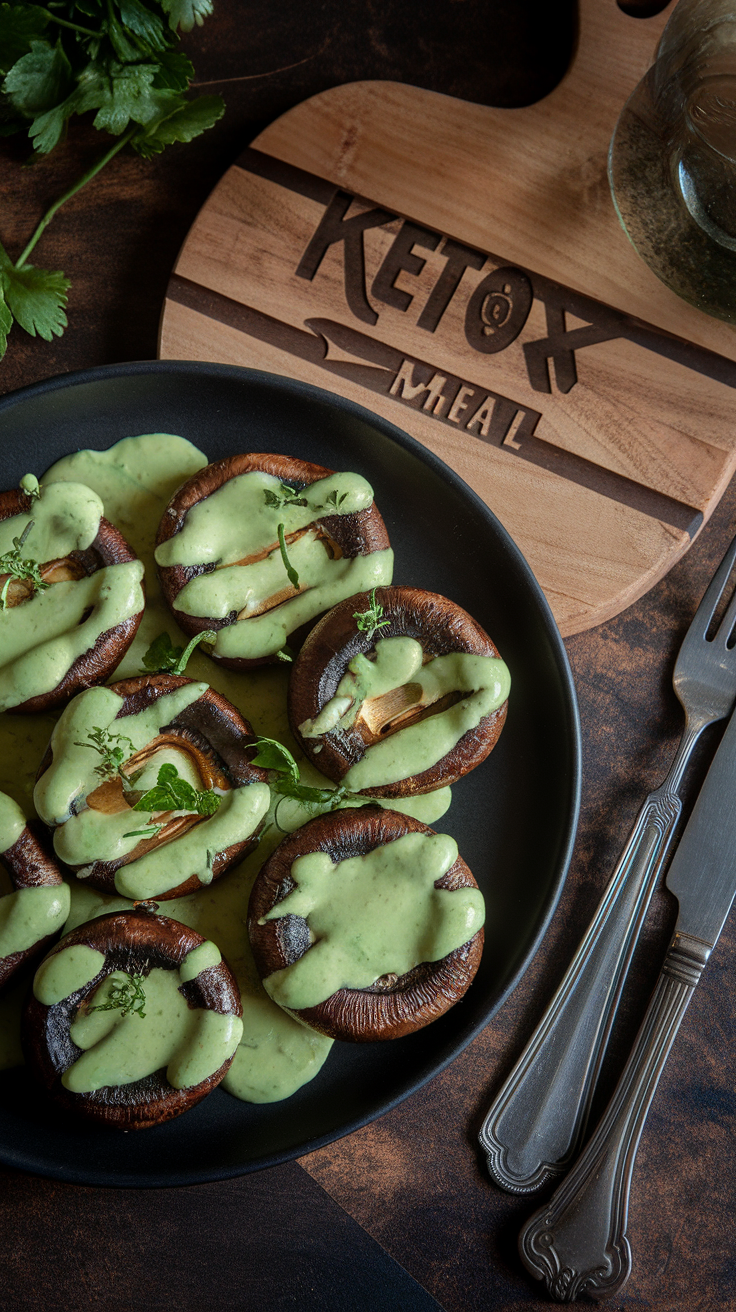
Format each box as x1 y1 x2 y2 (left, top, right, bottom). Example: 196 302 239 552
0 481 145 712
261 832 485 1011
153 470 394 661
32 938 241 1093
0 791 71 960
299 636 511 788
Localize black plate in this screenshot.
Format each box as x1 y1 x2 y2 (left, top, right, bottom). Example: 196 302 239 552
0 361 580 1186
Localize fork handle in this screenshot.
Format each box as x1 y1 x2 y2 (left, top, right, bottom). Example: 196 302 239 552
518 931 710 1301
479 785 682 1193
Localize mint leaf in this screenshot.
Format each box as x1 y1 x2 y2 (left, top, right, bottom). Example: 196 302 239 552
0 254 69 339
0 4 49 75
131 93 224 158
160 0 213 33
132 761 221 818
5 39 72 118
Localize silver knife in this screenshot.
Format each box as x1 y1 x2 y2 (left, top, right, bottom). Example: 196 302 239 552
518 699 736 1302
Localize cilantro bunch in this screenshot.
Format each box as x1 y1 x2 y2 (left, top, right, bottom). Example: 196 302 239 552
0 0 225 357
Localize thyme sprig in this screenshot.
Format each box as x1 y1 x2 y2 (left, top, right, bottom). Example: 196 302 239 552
0 520 49 610
353 588 390 643
74 726 136 780
90 972 147 1020
263 483 308 510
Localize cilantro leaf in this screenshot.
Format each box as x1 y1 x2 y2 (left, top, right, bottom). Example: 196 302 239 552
251 735 363 813
160 0 213 33
141 628 216 674
117 0 169 51
0 4 50 75
251 737 300 782
0 285 12 360
152 48 194 91
131 92 224 158
0 250 69 339
263 483 308 510
5 39 73 118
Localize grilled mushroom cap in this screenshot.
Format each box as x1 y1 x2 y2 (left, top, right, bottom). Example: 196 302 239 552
36 673 268 899
0 822 67 990
248 807 483 1042
22 908 242 1129
288 586 508 797
0 486 144 713
155 453 391 669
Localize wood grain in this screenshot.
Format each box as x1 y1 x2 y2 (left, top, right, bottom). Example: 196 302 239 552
160 0 736 635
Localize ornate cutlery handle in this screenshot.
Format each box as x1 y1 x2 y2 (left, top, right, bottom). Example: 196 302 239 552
479 785 682 1193
518 931 709 1302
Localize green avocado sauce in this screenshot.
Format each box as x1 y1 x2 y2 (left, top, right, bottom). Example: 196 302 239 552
0 791 26 854
153 469 394 661
0 434 458 1098
34 941 242 1093
299 635 510 789
0 480 145 712
261 831 485 1011
0 791 70 961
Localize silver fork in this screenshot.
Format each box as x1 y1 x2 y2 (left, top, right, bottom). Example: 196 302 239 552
479 531 736 1194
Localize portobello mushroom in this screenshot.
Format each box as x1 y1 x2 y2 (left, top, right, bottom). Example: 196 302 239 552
23 907 243 1129
288 586 510 797
0 792 70 990
0 480 145 713
248 807 485 1042
154 453 393 668
34 674 270 900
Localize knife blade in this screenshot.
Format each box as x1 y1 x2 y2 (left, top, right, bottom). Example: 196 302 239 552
519 705 736 1301
666 704 736 949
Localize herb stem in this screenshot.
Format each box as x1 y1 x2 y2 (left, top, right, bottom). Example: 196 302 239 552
15 126 137 269
39 8 103 38
277 523 300 589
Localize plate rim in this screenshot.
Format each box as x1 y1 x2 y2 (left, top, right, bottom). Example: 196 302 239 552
0 358 581 1186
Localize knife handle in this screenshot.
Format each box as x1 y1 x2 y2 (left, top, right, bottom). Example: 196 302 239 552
479 786 682 1193
518 930 710 1302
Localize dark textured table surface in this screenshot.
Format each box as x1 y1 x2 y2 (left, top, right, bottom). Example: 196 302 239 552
2 3 735 1309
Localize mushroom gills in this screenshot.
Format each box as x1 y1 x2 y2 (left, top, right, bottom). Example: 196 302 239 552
0 556 87 607
356 684 465 745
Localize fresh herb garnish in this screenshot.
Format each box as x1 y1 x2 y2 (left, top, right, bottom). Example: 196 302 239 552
141 628 217 675
74 725 136 780
121 823 165 841
353 588 390 642
90 972 147 1020
251 736 362 812
263 483 308 510
321 489 349 512
275 647 294 663
277 523 300 589
0 1 224 357
131 761 221 819
0 520 49 609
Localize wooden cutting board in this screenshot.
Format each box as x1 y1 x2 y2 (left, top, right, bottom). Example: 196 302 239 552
159 0 736 636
